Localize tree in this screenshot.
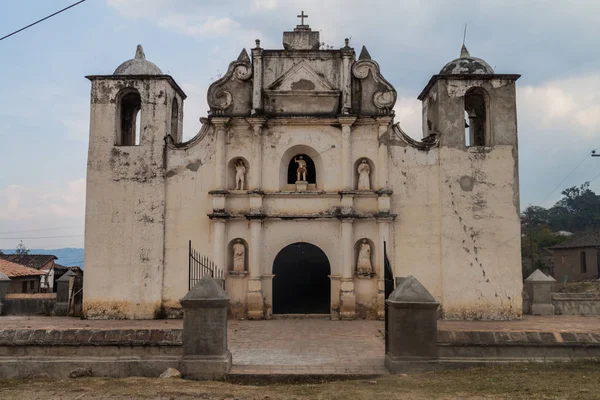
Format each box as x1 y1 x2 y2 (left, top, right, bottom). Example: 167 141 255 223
15 241 30 255
547 182 600 232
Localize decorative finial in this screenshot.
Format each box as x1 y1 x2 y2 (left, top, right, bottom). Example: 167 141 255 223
237 48 250 62
135 44 146 60
344 38 350 48
359 45 371 60
460 44 470 58
297 10 308 26
255 39 261 49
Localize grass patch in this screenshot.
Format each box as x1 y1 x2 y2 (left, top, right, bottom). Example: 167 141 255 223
1 361 600 399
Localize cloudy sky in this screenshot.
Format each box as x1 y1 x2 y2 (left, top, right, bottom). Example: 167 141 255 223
1 0 599 250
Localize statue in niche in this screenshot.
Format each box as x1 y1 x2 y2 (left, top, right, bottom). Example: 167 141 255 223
232 239 245 272
357 239 373 275
235 159 246 190
357 159 371 191
295 156 307 182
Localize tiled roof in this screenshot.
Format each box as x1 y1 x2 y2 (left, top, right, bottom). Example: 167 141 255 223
0 259 46 278
0 254 56 270
549 231 600 250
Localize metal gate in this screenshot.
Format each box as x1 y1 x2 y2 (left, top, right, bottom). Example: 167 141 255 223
383 240 395 353
189 240 225 290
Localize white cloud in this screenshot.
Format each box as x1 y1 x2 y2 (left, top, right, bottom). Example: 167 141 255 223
0 179 86 249
179 82 209 141
107 0 260 40
393 97 422 140
159 15 241 37
518 74 600 139
253 0 278 10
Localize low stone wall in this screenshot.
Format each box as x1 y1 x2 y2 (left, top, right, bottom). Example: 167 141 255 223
438 329 600 359
552 293 600 316
2 293 56 316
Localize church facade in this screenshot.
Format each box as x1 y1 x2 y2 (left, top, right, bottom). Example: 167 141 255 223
82 21 522 320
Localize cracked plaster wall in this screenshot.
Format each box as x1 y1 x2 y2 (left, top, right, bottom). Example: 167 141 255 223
83 79 183 319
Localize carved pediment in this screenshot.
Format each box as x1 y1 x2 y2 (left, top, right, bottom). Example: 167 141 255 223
266 61 337 93
207 49 253 116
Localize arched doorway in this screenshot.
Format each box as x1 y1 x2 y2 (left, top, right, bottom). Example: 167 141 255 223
272 242 331 314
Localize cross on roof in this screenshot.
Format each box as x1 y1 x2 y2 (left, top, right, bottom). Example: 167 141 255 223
297 11 308 25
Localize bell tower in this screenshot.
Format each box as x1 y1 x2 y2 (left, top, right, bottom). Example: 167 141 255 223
83 45 186 319
418 45 520 148
417 45 523 319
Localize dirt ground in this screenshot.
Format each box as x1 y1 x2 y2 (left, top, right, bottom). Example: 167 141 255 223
1 362 600 400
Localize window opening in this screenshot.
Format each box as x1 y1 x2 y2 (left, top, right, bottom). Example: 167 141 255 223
581 251 587 274
118 91 142 146
171 98 179 139
464 89 487 147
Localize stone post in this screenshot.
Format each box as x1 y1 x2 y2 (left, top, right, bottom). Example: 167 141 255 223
180 277 232 379
246 117 266 191
212 219 227 281
53 270 75 316
338 116 356 191
340 218 355 319
376 117 392 190
385 275 439 373
0 272 11 315
376 218 392 319
340 41 355 114
247 218 264 319
524 269 556 316
251 40 263 115
212 118 230 190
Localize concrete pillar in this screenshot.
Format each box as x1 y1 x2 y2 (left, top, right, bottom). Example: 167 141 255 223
376 117 392 190
0 272 11 315
524 269 556 316
340 218 355 319
385 275 439 373
247 218 264 319
180 277 232 379
246 117 266 191
251 41 263 115
212 219 226 274
53 270 75 316
212 118 230 190
338 117 357 191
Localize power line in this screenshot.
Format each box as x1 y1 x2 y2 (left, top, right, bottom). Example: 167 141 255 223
0 226 82 235
537 149 593 206
590 170 600 184
0 235 84 240
0 0 88 42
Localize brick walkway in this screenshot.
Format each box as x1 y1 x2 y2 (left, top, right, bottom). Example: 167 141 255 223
228 320 387 375
2 315 600 375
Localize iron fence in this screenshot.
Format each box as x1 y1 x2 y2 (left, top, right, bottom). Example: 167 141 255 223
189 240 225 290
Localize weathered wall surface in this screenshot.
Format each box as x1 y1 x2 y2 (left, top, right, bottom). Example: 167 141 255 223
83 78 183 319
83 38 522 320
427 78 522 319
161 119 384 318
552 247 599 282
552 293 600 315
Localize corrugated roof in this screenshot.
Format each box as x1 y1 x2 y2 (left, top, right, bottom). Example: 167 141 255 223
549 231 600 250
0 259 46 278
0 254 56 270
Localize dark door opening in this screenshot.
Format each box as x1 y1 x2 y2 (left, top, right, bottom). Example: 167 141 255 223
273 242 331 314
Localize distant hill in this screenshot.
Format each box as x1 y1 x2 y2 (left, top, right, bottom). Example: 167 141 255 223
1 248 84 268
